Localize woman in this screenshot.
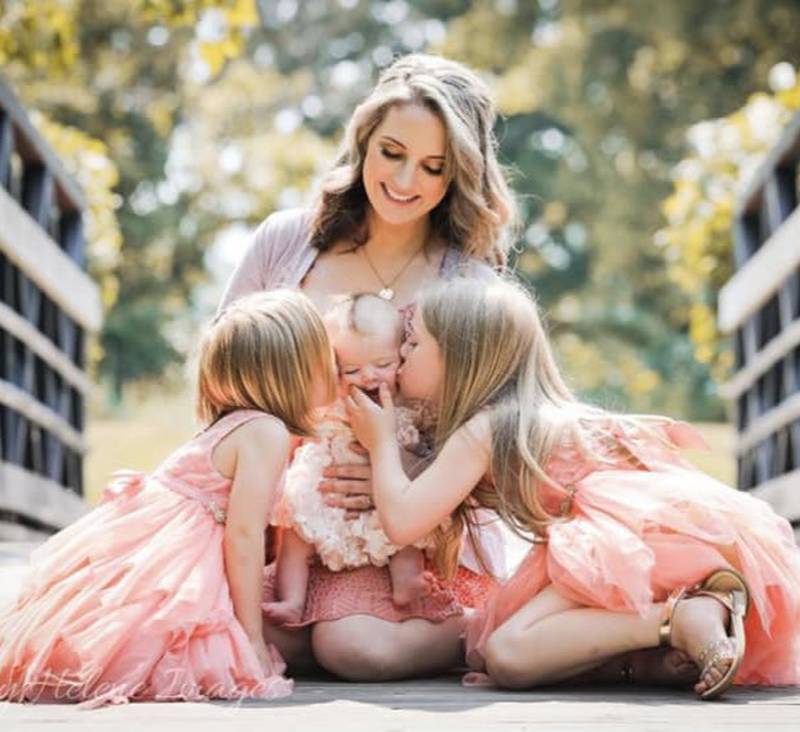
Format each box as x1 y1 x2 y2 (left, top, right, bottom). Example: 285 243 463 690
219 53 694 686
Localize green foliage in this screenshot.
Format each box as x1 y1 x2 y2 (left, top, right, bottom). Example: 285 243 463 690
659 82 800 383
2 1 264 399
5 0 800 417
437 0 800 417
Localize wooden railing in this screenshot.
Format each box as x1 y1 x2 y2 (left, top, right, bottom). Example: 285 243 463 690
718 111 800 538
0 78 102 540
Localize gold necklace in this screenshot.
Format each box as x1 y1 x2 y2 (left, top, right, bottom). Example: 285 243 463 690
360 240 424 301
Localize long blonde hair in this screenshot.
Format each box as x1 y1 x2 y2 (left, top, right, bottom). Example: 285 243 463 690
310 53 520 267
419 278 612 577
196 290 336 434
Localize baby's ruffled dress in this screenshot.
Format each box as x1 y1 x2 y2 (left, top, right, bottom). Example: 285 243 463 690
273 399 429 570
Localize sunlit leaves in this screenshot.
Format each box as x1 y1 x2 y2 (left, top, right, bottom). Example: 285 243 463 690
658 83 800 383
31 113 123 311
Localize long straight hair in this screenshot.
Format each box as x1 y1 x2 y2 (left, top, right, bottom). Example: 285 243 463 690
419 278 618 577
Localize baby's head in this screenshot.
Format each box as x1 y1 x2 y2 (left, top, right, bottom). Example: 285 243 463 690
196 290 336 434
325 293 403 401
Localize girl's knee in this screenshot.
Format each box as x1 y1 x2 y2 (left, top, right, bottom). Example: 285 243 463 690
484 629 540 690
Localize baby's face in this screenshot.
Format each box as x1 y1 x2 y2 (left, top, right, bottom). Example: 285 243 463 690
333 328 401 401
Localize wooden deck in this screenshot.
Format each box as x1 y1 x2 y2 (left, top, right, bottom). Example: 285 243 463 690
2 542 799 730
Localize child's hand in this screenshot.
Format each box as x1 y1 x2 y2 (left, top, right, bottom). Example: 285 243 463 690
250 635 280 676
346 382 396 451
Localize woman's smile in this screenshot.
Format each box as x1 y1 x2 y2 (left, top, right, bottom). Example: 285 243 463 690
381 183 420 205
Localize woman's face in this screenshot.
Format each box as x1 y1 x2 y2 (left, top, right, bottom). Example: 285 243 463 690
362 103 449 228
397 307 444 403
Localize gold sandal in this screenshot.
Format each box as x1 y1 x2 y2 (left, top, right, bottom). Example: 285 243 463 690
658 568 751 700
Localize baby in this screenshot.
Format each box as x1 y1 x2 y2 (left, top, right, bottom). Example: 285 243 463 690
265 293 433 625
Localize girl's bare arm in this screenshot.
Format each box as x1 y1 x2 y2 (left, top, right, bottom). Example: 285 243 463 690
347 385 491 545
221 417 290 642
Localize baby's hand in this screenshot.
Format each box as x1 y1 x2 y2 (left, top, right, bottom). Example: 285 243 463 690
346 383 396 451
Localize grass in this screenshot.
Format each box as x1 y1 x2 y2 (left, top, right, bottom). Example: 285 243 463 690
85 386 197 504
85 387 738 505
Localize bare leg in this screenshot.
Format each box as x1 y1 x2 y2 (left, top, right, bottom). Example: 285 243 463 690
484 585 730 692
263 529 314 625
312 612 468 681
261 621 319 676
388 547 433 606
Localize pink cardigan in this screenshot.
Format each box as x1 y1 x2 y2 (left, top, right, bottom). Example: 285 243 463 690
219 208 507 578
220 208 496 309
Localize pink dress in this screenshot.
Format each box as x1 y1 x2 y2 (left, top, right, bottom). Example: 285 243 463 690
0 410 293 708
466 418 800 686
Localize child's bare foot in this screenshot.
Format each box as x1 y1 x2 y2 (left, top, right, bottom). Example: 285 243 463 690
392 571 435 607
263 601 304 626
669 595 733 696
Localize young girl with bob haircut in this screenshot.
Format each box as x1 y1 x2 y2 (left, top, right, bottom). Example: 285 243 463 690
0 290 336 708
347 277 800 700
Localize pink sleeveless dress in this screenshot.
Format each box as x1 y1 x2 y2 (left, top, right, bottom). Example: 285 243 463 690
465 418 800 686
0 410 293 708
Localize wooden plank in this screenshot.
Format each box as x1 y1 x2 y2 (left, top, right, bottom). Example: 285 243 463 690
736 111 800 217
718 209 800 333
0 462 88 529
0 302 91 393
0 520 54 543
750 468 800 522
0 78 86 212
0 379 87 453
721 319 800 399
0 187 102 331
735 391 800 456
0 111 12 184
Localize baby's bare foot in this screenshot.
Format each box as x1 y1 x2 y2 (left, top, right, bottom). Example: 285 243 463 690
263 601 303 626
392 571 435 607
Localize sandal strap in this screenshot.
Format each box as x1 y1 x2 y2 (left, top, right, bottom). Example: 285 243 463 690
659 586 687 646
690 588 735 615
698 638 735 673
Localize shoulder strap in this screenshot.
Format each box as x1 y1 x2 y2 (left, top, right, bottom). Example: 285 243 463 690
199 409 283 451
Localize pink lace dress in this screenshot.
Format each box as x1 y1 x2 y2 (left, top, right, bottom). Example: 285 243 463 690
0 409 292 708
466 418 800 686
273 400 430 570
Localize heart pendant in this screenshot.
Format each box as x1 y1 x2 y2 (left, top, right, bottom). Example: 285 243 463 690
378 288 394 300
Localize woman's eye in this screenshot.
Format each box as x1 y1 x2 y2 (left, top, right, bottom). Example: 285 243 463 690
343 369 359 376
377 362 395 369
380 148 402 160
423 165 444 176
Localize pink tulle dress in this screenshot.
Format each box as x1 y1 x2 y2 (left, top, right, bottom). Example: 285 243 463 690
466 418 800 686
0 409 293 708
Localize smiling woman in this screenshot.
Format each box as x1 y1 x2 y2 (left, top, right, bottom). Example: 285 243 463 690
218 53 519 682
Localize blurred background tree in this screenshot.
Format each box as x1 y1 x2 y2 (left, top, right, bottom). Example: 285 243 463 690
2 0 799 421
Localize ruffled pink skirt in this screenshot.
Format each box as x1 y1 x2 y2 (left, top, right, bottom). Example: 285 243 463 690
466 465 800 686
0 479 292 708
